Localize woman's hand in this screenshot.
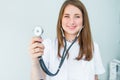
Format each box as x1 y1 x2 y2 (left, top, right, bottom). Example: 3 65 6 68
29 37 45 61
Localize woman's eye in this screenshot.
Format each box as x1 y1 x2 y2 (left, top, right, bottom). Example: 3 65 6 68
64 16 69 18
75 16 80 18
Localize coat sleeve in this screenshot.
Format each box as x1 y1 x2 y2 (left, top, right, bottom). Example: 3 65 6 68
93 43 105 74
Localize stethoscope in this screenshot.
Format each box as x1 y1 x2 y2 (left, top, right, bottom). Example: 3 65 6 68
34 26 83 77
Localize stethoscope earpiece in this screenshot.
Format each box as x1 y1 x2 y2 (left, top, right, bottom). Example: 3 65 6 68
61 28 65 37
77 26 84 37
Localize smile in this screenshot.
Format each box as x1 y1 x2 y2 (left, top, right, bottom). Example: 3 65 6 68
68 26 76 30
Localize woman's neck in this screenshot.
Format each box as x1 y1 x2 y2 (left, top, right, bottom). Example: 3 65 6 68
65 34 76 42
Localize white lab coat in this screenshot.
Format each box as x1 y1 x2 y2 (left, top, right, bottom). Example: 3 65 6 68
42 38 105 80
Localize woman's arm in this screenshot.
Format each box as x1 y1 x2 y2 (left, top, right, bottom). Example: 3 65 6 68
29 37 46 80
31 59 46 80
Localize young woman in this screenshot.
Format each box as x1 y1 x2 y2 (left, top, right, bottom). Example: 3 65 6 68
29 0 105 80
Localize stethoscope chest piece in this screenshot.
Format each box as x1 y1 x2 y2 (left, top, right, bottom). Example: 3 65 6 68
34 26 43 37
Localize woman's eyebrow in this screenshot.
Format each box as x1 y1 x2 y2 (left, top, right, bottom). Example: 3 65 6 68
64 13 81 15
75 13 81 15
63 13 70 15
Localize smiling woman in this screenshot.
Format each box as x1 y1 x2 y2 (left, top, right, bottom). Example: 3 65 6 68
0 0 120 80
29 0 105 80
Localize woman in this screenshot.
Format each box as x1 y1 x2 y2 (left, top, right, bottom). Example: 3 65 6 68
29 0 105 80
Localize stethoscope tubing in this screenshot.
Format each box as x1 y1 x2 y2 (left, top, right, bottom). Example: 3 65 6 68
38 36 78 76
38 27 83 77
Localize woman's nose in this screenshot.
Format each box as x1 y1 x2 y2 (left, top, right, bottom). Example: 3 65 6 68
69 18 75 26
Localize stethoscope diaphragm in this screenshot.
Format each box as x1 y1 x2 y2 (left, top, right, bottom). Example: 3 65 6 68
34 26 43 37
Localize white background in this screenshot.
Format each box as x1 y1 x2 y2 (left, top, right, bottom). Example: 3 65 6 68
0 0 120 80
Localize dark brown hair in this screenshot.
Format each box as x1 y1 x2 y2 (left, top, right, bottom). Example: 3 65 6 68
57 0 93 61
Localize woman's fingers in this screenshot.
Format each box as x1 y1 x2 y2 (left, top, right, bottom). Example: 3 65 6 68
33 47 44 53
29 36 45 59
31 42 45 50
30 36 43 44
30 47 44 59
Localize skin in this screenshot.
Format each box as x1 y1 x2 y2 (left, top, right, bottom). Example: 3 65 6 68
29 4 98 80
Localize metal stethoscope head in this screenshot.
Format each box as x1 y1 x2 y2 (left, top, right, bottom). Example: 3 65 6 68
34 26 44 37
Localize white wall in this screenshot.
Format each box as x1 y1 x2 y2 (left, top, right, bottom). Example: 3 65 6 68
0 0 119 80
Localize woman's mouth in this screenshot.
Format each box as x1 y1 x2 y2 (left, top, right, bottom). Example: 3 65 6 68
68 26 76 30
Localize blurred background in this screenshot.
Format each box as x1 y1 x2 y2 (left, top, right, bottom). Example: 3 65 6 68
0 0 120 80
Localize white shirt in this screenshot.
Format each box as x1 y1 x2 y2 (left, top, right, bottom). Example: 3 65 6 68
42 38 105 80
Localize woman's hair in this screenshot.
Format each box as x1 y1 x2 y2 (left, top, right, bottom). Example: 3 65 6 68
57 0 93 61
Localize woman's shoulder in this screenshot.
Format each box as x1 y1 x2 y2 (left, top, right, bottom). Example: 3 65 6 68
93 42 99 49
92 41 100 55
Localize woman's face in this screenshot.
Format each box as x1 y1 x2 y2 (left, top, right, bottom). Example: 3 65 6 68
62 4 83 37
